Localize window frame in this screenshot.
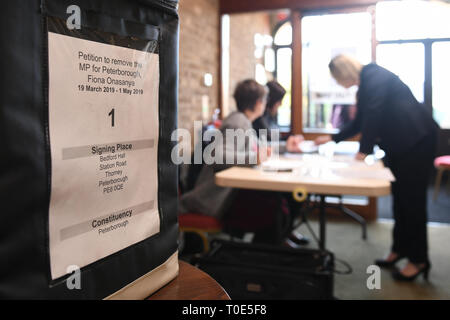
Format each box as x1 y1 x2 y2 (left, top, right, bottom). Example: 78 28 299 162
376 37 450 113
272 18 293 132
291 5 375 138
219 0 449 138
273 18 292 80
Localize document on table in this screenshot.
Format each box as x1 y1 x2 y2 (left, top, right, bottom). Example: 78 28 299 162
261 159 303 172
298 140 318 153
261 157 395 181
331 167 396 181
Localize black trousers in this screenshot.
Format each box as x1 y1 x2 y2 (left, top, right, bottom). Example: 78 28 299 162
385 132 437 263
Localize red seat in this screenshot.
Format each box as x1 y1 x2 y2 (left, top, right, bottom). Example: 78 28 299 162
179 213 223 230
434 156 450 168
179 213 223 252
433 155 450 201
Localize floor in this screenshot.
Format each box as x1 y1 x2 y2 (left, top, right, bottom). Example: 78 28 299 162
180 177 450 300
378 174 450 224
301 217 450 300
180 217 450 300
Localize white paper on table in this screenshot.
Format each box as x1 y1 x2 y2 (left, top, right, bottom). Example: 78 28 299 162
331 167 396 181
334 141 360 155
298 140 318 153
261 159 303 171
283 152 304 160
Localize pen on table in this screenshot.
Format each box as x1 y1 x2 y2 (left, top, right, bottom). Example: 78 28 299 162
262 168 293 173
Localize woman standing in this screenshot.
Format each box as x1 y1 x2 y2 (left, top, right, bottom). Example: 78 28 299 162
315 54 438 281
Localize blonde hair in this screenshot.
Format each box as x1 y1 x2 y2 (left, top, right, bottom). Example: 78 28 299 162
328 54 363 84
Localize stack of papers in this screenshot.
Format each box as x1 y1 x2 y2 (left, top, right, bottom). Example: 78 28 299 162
261 159 302 172
298 140 318 153
334 141 360 155
260 157 395 181
331 167 396 181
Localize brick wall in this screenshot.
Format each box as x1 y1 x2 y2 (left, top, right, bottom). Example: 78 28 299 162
178 3 272 131
178 0 220 135
226 12 271 115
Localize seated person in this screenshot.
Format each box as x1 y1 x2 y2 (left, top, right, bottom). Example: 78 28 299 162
179 79 301 243
253 81 284 136
253 80 304 152
179 79 270 219
253 81 310 246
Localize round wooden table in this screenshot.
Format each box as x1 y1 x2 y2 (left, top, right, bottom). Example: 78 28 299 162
148 261 230 300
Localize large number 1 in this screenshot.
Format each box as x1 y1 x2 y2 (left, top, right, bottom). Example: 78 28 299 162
108 108 115 127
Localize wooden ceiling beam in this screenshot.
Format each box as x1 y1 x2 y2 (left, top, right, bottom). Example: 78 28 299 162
219 0 378 14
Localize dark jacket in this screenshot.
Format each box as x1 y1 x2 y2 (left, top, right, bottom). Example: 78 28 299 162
253 112 278 139
179 112 258 218
332 63 438 156
179 111 287 218
253 112 288 145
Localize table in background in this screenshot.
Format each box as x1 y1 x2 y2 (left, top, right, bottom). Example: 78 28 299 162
215 154 393 250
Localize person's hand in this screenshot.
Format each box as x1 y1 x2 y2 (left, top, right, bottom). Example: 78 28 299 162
257 146 272 165
286 135 304 153
355 152 367 161
314 135 332 145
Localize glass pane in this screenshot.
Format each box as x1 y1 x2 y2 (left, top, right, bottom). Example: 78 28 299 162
376 43 424 103
264 47 275 73
274 22 292 46
276 48 292 127
433 42 450 129
255 63 267 85
377 1 450 41
302 12 372 131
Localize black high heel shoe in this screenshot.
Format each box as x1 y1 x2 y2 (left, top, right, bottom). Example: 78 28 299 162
374 254 404 268
288 231 310 245
392 262 431 282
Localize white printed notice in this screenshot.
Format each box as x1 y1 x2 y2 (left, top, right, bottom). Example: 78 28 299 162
48 32 160 279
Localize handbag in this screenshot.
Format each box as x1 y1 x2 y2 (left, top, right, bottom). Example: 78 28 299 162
224 190 291 245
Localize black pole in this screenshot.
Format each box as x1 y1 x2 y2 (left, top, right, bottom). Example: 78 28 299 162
424 39 433 112
319 195 326 250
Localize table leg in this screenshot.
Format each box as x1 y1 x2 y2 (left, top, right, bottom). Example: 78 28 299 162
319 195 326 251
341 205 367 240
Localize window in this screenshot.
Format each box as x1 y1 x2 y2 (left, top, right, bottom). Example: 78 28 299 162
273 20 292 129
376 43 424 103
432 42 450 128
376 0 450 41
221 0 450 134
376 0 450 129
301 12 372 132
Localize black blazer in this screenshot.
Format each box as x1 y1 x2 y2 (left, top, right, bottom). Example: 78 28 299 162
333 63 438 156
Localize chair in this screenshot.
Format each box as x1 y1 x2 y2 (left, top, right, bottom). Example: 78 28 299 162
178 132 224 253
179 189 309 252
433 155 450 201
179 213 223 253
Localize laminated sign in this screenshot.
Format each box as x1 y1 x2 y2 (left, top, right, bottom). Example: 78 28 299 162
48 16 161 280
0 0 179 299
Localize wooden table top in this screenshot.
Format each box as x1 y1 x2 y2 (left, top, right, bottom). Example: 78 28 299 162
148 261 230 300
215 154 393 197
